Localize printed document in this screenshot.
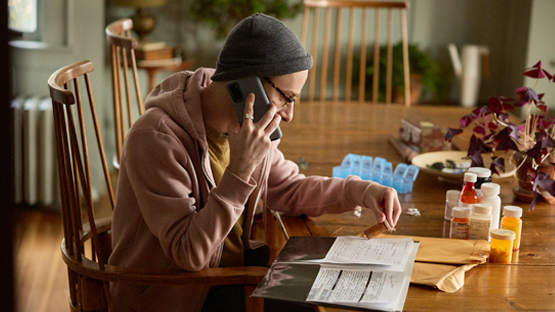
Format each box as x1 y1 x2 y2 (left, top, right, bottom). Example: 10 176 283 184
314 237 413 266
307 268 405 303
252 236 419 311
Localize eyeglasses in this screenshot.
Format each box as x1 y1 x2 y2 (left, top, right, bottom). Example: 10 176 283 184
263 77 298 107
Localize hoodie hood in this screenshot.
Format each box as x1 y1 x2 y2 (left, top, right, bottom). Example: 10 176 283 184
144 67 215 150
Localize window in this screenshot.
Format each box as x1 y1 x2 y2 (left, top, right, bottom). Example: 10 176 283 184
9 0 42 42
9 0 37 33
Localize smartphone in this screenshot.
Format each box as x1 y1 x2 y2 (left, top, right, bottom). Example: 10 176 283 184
225 77 282 141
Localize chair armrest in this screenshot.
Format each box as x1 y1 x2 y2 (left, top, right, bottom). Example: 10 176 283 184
61 242 268 287
81 217 112 242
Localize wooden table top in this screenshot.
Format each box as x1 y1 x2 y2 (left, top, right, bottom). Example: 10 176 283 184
254 101 555 311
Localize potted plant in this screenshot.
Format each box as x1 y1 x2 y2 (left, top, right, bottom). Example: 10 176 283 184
446 61 555 209
365 42 451 104
190 0 302 39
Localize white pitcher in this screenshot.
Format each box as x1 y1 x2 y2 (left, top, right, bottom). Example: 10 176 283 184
448 44 490 107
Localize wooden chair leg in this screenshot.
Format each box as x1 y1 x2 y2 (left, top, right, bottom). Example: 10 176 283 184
245 284 264 312
80 276 108 311
69 299 80 312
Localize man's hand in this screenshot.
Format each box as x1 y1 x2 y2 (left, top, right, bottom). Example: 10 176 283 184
227 93 281 181
362 184 402 228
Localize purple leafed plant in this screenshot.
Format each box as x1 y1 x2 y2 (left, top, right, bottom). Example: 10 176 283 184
446 61 555 210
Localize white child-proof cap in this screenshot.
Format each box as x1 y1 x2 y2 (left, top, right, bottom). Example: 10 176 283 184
469 167 492 178
473 203 492 215
452 207 471 218
481 183 500 196
464 172 477 183
446 190 460 201
490 228 516 241
503 206 523 218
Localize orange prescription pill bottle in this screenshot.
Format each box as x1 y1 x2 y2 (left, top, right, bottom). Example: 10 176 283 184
449 207 471 239
501 206 523 251
364 220 392 239
459 172 478 208
489 229 516 264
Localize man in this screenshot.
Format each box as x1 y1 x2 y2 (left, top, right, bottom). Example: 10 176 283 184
109 13 401 312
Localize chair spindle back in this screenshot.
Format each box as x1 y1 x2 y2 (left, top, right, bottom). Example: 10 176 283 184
106 19 144 164
301 0 411 106
48 60 115 311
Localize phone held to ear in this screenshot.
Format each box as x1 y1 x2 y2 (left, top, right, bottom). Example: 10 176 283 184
225 77 282 141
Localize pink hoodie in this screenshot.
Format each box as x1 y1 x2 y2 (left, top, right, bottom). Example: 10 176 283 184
108 68 374 312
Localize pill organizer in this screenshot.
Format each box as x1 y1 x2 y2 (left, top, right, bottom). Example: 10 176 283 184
332 154 419 193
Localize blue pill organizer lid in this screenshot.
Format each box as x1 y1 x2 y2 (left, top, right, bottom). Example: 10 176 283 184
404 165 420 181
393 163 408 178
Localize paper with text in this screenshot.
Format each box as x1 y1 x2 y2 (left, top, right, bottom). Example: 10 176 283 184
307 267 405 303
252 237 419 311
317 237 413 266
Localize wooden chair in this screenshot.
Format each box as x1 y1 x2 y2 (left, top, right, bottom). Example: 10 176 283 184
48 60 267 312
105 19 144 166
300 0 411 107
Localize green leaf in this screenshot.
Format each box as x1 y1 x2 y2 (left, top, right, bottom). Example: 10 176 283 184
191 0 303 38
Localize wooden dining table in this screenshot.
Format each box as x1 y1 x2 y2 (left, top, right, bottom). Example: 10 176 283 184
252 101 555 311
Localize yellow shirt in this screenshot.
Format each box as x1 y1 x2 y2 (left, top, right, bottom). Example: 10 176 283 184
205 126 244 267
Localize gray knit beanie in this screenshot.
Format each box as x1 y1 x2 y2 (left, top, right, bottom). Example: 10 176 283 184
211 13 313 81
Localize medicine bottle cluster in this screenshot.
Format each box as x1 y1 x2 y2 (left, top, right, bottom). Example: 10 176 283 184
332 154 419 193
444 167 523 263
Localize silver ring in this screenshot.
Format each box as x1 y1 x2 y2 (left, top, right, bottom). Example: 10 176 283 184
244 113 254 120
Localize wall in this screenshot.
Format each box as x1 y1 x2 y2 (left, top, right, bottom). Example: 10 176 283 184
525 0 555 116
409 0 532 103
11 1 106 100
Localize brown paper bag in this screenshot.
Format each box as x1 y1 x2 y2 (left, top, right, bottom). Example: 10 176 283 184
370 234 490 292
411 262 479 293
376 234 489 264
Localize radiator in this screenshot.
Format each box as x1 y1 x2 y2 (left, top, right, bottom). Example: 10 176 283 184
12 97 58 208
